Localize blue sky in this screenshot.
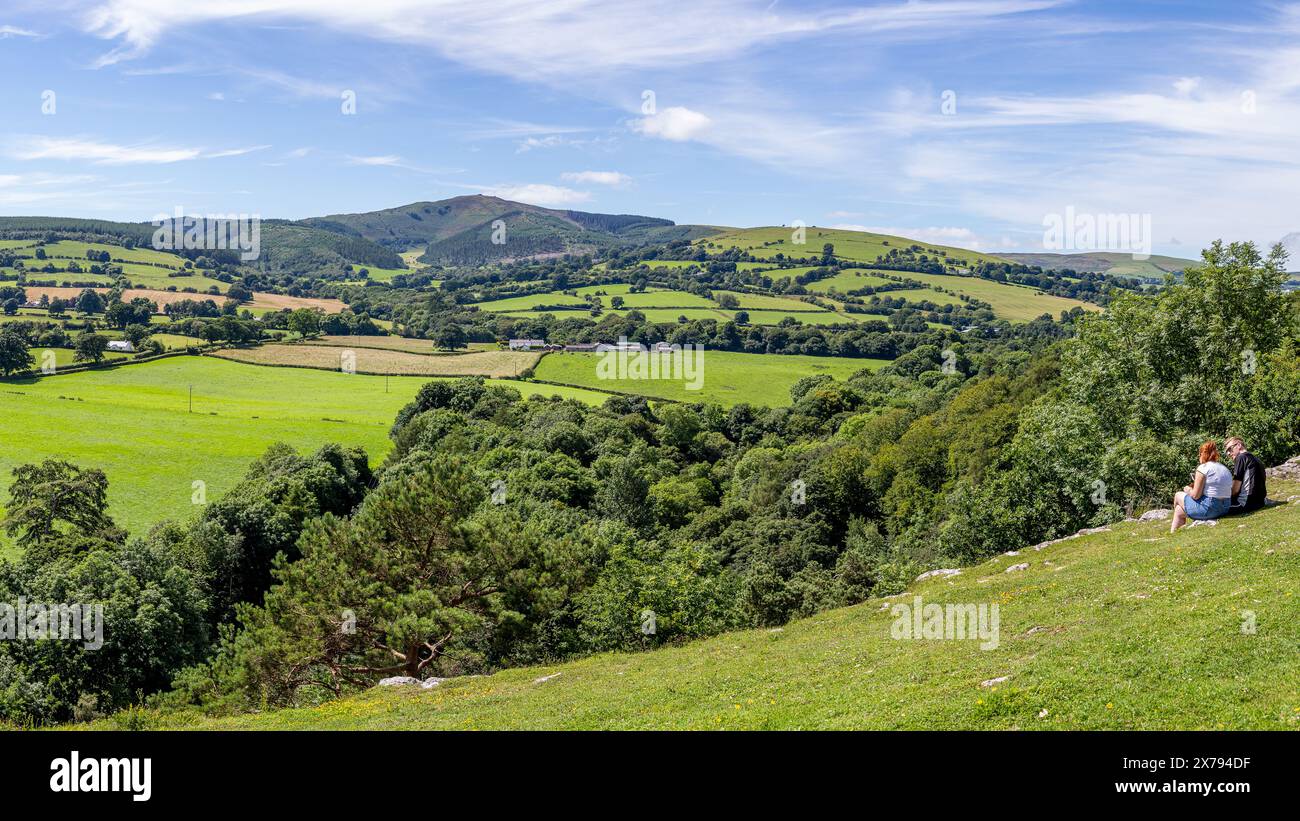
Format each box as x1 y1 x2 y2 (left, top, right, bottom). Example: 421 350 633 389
1 0 1298 259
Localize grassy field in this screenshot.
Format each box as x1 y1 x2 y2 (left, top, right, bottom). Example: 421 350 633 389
473 292 587 311
0 357 423 540
880 288 967 307
711 290 829 311
697 226 1009 268
499 306 866 327
211 344 541 376
151 333 208 350
534 350 886 406
16 286 345 313
309 335 453 354
796 269 897 293
9 240 224 290
25 347 131 368
741 310 865 326
114 263 223 291
0 357 610 548
473 286 717 313
149 477 1300 730
878 271 1099 320
1002 251 1197 278
12 240 186 267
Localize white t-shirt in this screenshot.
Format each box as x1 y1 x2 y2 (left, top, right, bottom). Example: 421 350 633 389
1198 461 1233 499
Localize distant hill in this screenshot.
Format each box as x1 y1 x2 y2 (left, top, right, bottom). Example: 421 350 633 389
300 195 716 265
1278 231 1300 276
1000 251 1197 279
0 215 403 272
696 226 1011 269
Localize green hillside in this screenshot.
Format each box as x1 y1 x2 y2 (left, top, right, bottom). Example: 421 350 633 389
697 226 1010 268
534 349 886 406
1001 251 1197 279
0 216 403 272
301 195 712 265
149 473 1300 730
0 356 606 553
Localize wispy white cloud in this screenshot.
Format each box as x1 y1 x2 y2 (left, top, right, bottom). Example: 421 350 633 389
9 136 201 165
483 183 591 207
0 24 39 38
633 107 712 142
831 223 995 251
205 144 271 158
78 0 1063 74
7 136 269 165
346 154 403 167
561 170 630 186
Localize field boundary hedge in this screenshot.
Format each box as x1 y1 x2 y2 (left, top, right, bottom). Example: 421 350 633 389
205 350 505 379
522 377 677 404
0 348 211 381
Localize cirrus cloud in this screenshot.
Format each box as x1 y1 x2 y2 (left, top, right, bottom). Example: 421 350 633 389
6 135 262 165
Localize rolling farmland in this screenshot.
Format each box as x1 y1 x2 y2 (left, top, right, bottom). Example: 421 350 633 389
210 344 541 376
534 349 887 406
0 355 610 549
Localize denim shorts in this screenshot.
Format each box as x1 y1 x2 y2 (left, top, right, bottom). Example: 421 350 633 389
1184 494 1230 520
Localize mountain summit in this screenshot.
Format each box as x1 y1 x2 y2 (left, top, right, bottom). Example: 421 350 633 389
299 194 714 265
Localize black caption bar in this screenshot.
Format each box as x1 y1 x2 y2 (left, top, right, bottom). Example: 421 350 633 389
2 730 1281 809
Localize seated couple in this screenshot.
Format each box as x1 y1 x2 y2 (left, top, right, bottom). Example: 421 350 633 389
1171 437 1267 533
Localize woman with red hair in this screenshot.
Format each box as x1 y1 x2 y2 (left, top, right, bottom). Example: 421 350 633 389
1171 440 1233 532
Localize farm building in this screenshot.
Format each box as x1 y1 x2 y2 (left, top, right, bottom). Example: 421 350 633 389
594 341 646 353
107 340 135 352
508 339 546 351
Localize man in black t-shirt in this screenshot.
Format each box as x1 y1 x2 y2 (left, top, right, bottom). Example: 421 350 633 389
1225 437 1267 514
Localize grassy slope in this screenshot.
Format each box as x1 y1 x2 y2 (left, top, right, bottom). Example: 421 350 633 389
0 357 609 549
534 350 886 406
170 477 1300 730
885 271 1100 320
697 226 1010 268
1001 252 1197 278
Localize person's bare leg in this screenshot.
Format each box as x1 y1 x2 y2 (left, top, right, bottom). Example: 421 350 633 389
1171 492 1187 533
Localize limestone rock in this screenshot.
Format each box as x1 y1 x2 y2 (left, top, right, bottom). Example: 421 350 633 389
915 568 961 582
378 676 420 687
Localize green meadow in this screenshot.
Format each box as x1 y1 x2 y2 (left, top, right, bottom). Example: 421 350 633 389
14 240 185 267
158 475 1300 730
534 349 886 406
796 269 897 293
880 270 1099 320
0 356 610 548
710 290 829 311
697 226 1008 268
